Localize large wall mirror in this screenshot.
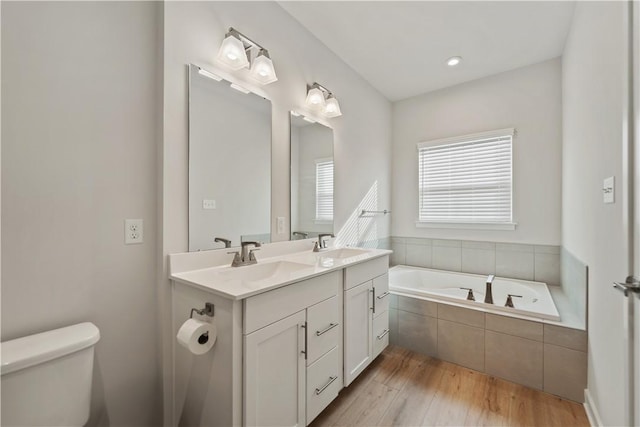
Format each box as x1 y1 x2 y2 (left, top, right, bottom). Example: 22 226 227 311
188 64 272 251
290 113 335 240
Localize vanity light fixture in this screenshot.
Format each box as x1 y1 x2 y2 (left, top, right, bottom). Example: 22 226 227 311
198 68 222 81
446 56 462 67
305 82 342 118
250 49 278 85
324 94 342 118
305 86 326 108
216 27 278 85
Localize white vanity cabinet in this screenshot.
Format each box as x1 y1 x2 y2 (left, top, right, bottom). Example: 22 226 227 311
169 246 391 427
243 270 342 427
343 256 390 386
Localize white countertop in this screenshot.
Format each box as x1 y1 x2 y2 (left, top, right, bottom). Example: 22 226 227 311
169 242 392 300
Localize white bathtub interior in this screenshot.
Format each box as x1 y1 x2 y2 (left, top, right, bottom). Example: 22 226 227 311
389 265 560 321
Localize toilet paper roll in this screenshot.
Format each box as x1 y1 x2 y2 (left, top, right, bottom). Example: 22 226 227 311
177 318 217 355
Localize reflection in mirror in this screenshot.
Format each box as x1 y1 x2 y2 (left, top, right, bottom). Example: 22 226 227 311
290 113 334 240
188 64 272 251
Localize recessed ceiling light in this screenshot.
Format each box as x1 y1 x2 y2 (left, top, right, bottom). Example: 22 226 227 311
447 56 462 67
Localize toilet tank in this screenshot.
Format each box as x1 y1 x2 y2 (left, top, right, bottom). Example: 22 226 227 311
1 322 100 427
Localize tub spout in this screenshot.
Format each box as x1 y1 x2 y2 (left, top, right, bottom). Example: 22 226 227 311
484 274 495 304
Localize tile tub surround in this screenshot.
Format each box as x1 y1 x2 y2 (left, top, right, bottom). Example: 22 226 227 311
391 237 561 285
388 294 587 402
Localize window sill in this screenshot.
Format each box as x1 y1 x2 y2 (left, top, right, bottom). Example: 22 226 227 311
415 221 517 231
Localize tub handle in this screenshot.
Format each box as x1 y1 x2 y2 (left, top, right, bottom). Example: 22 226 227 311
377 291 390 300
505 294 523 308
460 287 475 301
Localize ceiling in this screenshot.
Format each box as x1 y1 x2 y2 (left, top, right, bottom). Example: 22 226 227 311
279 1 575 101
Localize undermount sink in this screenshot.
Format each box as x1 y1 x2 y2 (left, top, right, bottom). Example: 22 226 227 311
319 248 370 259
218 261 313 282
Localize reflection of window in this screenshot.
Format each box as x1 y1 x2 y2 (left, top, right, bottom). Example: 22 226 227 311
417 129 514 229
315 159 334 221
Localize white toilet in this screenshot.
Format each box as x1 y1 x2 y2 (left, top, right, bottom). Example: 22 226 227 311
1 322 100 426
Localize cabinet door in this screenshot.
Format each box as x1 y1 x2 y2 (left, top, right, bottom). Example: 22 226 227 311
245 310 306 427
344 280 373 386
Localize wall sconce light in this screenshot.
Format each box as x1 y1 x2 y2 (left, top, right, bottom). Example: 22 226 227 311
305 82 342 118
216 27 278 85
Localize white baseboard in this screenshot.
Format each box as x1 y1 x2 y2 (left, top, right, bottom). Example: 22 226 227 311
584 388 603 427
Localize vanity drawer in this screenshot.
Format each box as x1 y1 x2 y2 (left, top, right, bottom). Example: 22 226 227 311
373 312 389 358
244 271 340 335
307 295 340 365
306 346 341 424
373 273 390 316
344 256 389 290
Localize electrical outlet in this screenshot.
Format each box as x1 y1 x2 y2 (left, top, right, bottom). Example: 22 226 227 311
125 219 144 244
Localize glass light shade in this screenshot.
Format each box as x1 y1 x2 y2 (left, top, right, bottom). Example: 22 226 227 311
250 51 278 85
217 34 250 70
305 87 326 108
324 95 342 118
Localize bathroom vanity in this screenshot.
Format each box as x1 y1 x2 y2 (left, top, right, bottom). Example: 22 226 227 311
169 240 391 427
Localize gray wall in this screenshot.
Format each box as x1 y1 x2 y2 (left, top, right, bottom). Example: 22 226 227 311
1 2 161 425
392 58 562 245
562 1 628 425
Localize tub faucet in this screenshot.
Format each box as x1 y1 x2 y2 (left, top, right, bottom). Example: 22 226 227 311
229 241 261 267
313 233 335 252
484 274 496 304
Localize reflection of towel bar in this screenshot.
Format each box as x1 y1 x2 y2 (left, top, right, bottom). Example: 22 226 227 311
360 209 391 216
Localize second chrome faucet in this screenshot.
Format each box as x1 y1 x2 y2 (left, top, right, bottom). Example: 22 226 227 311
229 241 261 267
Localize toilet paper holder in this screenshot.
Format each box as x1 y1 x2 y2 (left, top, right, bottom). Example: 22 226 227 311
190 302 215 319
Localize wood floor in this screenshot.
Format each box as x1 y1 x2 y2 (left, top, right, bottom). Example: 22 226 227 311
311 345 590 427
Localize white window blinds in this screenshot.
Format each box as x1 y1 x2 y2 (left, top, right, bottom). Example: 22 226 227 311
316 159 334 221
417 129 513 225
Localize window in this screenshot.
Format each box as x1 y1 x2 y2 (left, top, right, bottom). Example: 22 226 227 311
315 158 334 221
417 128 515 229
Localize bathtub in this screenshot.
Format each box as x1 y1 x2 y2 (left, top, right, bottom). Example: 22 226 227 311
389 265 560 321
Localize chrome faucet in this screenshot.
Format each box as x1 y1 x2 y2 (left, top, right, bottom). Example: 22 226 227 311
214 237 232 248
313 233 335 252
484 274 496 304
229 241 261 267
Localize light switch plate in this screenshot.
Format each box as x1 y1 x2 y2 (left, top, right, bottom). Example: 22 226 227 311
603 176 614 204
203 199 216 210
277 217 285 234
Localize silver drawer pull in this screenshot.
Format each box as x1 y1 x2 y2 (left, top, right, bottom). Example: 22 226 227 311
315 375 338 395
315 322 339 336
376 329 390 340
376 291 390 300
